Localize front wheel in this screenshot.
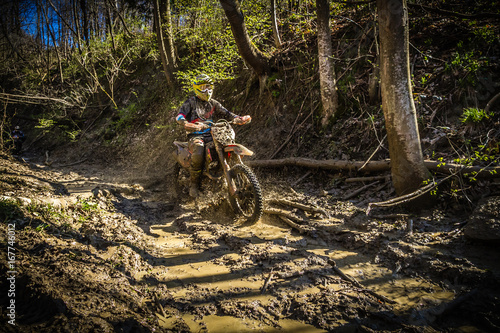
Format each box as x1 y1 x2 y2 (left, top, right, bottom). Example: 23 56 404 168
227 164 263 224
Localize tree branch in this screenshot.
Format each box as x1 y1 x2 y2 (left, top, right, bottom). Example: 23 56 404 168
0 93 75 107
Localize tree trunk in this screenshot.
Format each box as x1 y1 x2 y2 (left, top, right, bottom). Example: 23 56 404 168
72 0 83 52
368 20 380 103
0 12 24 61
105 0 116 50
271 0 282 48
41 1 64 83
107 0 132 36
316 0 339 126
154 0 175 87
161 0 176 69
219 0 271 78
377 0 430 196
80 0 89 46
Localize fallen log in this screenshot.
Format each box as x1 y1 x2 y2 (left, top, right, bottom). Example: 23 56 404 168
247 157 390 172
345 175 390 183
246 158 500 179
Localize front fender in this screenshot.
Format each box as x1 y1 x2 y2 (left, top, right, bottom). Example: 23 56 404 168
224 144 254 156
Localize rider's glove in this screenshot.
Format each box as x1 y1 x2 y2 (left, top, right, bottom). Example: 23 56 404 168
185 122 209 132
235 115 251 125
197 123 209 130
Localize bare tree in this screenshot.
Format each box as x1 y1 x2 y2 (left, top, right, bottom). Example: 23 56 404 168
105 0 116 50
72 0 83 51
0 12 24 61
48 0 81 53
80 0 90 46
271 0 282 48
41 1 64 83
377 0 430 197
153 0 175 87
316 0 339 126
160 0 176 69
106 0 132 37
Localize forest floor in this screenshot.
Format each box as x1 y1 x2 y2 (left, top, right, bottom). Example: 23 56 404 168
1 142 500 332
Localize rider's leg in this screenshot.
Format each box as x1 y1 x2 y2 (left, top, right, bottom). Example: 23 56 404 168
14 142 22 154
188 136 205 197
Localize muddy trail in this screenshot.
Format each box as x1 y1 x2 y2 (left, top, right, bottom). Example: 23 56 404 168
1 150 500 333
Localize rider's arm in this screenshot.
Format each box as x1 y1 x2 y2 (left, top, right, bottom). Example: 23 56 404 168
177 114 204 131
176 97 193 126
177 98 200 132
176 113 208 132
213 100 251 125
175 113 187 126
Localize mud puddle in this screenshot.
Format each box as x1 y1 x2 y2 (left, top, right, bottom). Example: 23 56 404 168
145 211 456 332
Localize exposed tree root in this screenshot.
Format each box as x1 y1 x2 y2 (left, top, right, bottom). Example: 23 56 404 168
328 259 396 305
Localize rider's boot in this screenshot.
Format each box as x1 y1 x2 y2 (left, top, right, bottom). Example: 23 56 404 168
189 170 201 198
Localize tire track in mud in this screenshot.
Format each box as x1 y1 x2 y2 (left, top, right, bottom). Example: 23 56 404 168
1 154 499 332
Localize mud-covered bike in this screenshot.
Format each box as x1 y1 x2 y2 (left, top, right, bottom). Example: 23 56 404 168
172 119 263 224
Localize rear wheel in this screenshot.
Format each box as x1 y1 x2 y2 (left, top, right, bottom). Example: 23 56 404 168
227 164 263 224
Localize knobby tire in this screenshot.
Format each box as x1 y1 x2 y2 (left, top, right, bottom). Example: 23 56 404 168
228 164 263 224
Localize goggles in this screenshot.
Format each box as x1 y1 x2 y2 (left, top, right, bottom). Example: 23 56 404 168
199 84 213 92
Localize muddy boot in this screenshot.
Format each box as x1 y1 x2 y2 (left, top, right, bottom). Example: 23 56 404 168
189 170 201 198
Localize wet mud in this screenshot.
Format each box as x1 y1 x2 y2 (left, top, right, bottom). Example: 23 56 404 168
1 151 499 332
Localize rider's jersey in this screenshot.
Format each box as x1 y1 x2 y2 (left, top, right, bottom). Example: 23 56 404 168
176 96 238 136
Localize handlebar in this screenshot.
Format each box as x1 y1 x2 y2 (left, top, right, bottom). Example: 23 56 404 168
200 119 233 127
201 117 251 127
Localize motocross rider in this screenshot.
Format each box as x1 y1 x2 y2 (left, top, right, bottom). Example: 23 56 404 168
175 74 251 197
11 126 26 154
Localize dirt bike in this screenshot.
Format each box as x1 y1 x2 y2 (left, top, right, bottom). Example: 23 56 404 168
172 119 263 224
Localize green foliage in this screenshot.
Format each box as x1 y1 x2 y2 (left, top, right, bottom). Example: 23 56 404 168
65 129 81 142
174 0 275 93
35 223 49 233
471 23 498 45
451 139 499 183
79 199 98 211
0 198 22 222
453 144 499 166
460 107 493 124
175 27 240 92
36 118 56 132
450 45 480 74
444 23 495 91
114 102 139 131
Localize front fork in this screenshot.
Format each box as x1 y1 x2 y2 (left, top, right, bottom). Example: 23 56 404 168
215 143 241 196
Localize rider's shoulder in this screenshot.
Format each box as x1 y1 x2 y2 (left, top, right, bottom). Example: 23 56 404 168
179 95 198 109
186 95 198 104
209 99 222 106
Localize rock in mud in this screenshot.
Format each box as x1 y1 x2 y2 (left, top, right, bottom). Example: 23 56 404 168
464 196 500 242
